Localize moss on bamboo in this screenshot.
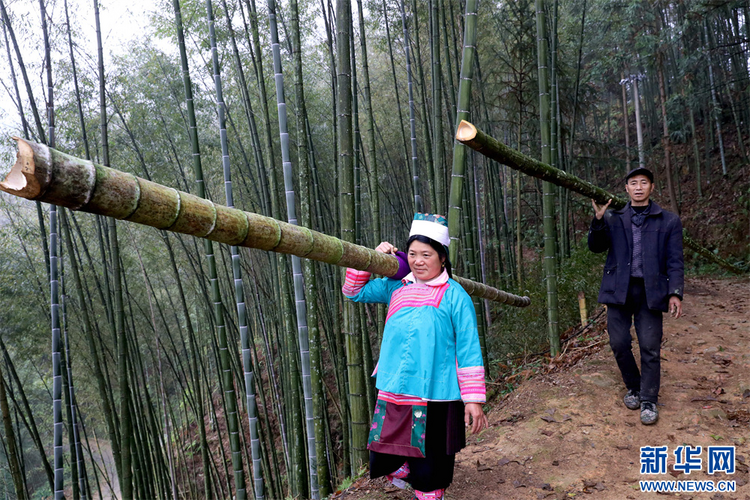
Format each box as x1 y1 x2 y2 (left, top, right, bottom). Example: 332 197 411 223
210 205 249 246
88 168 140 219
243 213 281 250
170 192 217 237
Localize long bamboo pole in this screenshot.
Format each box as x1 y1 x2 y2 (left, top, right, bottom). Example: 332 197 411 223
0 139 530 294
455 120 747 274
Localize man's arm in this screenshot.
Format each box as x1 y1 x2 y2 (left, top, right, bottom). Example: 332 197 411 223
667 216 685 318
588 199 612 253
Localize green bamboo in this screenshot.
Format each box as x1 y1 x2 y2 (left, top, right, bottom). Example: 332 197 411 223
461 159 487 370
59 238 86 500
92 0 131 492
703 19 727 176
410 0 434 187
205 1 256 497
60 211 94 499
357 0 380 248
398 0 424 213
350 12 375 421
1 20 29 139
60 10 93 492
337 0 369 471
439 0 456 115
447 0 477 265
0 0 45 144
431 0 445 214
267 0 319 493
0 0 51 283
0 362 26 499
37 0 65 495
381 0 412 207
355 0 385 399
223 0 270 216
536 0 560 356
455 120 748 275
171 1 217 496
0 336 53 494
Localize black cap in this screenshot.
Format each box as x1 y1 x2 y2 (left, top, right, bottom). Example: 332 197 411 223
625 167 654 183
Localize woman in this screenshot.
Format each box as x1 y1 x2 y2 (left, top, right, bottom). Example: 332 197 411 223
342 213 488 500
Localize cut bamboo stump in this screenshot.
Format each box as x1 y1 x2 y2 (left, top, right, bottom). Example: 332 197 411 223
577 291 587 326
455 120 747 275
0 138 531 307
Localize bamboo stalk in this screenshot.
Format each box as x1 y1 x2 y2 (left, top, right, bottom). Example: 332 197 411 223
0 138 530 309
455 120 747 274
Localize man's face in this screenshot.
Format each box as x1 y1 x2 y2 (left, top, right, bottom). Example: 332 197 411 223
625 175 654 205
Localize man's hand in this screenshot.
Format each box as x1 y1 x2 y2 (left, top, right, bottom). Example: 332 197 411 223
375 241 398 254
591 199 612 220
464 403 488 435
669 296 682 319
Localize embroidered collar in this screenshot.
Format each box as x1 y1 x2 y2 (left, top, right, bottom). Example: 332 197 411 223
402 269 449 286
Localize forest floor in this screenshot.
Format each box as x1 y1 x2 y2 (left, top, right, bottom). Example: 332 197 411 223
332 276 750 500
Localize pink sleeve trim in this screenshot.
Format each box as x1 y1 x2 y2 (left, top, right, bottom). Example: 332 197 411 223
342 269 372 297
457 366 486 403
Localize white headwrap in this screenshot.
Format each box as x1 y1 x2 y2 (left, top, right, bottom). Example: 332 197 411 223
409 213 450 247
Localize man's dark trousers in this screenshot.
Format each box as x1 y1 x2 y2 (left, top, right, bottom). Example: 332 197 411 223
607 277 663 403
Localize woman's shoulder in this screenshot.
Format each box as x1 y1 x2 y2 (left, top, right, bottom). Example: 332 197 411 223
445 278 472 301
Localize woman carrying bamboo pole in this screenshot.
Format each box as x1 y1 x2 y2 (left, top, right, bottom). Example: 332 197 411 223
342 213 487 500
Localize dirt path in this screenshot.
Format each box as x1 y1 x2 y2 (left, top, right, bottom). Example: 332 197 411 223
335 276 750 499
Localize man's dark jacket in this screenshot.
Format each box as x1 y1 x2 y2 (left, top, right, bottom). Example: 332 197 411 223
588 201 684 312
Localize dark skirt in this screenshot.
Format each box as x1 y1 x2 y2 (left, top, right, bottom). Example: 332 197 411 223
370 400 466 492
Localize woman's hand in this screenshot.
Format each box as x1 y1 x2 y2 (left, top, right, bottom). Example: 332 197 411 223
375 241 398 254
464 403 488 435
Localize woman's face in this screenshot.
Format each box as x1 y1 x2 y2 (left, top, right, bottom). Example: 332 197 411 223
407 240 444 283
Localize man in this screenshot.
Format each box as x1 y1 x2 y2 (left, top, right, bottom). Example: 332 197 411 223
588 167 684 425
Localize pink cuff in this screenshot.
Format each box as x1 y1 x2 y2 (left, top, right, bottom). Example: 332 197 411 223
457 366 486 403
342 269 371 298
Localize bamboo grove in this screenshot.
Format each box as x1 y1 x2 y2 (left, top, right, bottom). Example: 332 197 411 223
0 0 748 498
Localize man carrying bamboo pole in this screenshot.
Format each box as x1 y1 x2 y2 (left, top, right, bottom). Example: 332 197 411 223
588 167 684 425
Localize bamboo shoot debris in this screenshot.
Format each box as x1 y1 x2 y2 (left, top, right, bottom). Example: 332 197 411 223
456 120 747 275
0 138 531 307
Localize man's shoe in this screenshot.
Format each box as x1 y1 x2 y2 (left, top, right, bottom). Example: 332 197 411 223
624 389 641 410
641 401 658 425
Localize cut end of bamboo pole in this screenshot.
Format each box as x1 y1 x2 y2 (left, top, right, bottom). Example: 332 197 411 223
0 138 46 200
455 120 478 142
